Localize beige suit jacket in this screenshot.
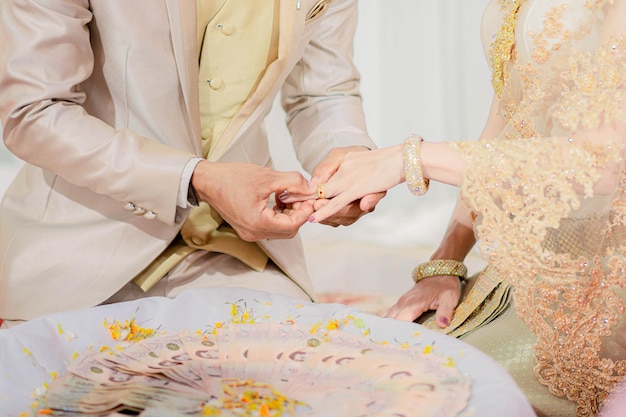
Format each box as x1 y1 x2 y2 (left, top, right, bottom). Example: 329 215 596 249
0 0 375 320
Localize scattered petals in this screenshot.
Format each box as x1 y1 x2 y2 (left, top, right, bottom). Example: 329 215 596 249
103 317 156 343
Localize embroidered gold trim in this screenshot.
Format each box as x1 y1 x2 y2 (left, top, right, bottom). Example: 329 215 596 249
489 0 524 97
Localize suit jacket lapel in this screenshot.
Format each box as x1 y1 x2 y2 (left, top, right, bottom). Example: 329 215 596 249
164 0 308 161
165 0 202 156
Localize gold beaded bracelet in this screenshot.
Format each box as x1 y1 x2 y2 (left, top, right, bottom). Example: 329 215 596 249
412 259 468 283
403 134 430 196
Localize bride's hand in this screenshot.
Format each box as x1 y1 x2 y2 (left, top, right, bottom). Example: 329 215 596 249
281 144 405 223
384 275 462 327
311 146 387 226
279 146 390 225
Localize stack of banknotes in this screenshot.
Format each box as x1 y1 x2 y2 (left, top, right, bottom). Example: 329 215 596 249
42 322 471 417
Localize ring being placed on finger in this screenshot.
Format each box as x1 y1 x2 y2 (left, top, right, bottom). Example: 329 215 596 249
316 183 326 199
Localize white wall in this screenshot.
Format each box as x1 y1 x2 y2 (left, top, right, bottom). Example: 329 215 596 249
0 0 492 250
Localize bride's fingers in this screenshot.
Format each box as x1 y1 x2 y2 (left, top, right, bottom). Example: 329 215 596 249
308 193 356 223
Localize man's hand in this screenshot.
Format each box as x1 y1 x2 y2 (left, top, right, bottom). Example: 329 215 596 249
191 160 315 241
384 275 462 327
310 146 386 227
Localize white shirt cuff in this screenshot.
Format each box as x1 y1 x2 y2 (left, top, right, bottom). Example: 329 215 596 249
178 157 204 208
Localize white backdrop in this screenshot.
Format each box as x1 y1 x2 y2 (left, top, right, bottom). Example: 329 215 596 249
0 0 492 253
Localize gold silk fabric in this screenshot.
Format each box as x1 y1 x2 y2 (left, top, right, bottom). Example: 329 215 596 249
453 0 626 415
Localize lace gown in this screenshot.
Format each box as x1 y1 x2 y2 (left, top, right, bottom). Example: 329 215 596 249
454 0 626 416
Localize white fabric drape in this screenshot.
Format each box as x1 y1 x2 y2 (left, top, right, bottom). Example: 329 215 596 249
0 0 492 249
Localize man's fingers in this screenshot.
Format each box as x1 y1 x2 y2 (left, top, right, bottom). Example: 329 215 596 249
272 173 318 204
279 193 318 204
360 192 385 212
263 203 314 234
317 203 366 227
271 171 315 196
278 178 342 204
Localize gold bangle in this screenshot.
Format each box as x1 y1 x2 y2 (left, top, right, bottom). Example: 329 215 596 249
412 260 468 283
403 134 430 196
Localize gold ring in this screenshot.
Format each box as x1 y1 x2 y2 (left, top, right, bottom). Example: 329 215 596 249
316 184 326 199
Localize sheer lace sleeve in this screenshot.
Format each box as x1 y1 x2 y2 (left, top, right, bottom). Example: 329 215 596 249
453 1 626 414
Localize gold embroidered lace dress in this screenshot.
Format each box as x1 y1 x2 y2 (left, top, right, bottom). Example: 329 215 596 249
452 0 626 415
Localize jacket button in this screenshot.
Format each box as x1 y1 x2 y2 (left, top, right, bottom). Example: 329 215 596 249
208 78 224 90
218 23 234 36
133 207 146 216
143 211 156 220
124 202 136 211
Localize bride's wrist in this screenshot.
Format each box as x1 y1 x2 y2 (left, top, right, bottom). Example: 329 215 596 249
419 141 465 187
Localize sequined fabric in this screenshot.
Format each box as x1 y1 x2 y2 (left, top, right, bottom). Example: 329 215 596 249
454 0 626 415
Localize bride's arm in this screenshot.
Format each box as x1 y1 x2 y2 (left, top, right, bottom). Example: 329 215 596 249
307 92 624 224
426 95 506 261
303 93 505 222
384 198 477 324
418 94 507 187
385 97 505 324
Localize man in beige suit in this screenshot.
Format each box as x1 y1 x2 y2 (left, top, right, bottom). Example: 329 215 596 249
0 0 380 322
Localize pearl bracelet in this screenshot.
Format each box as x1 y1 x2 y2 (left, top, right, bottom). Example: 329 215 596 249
403 134 429 196
412 260 468 283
